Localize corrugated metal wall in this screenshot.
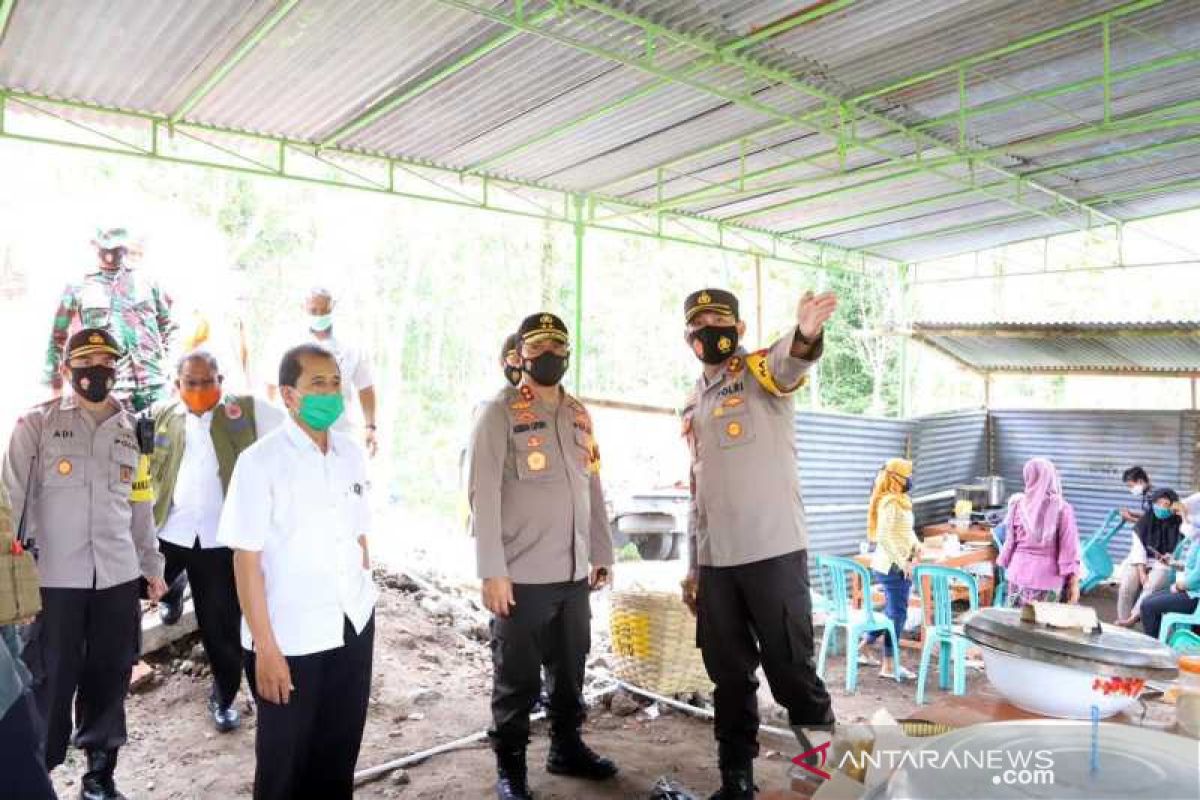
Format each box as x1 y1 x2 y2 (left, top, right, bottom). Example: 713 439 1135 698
796 411 911 556
910 409 989 528
991 410 1200 563
796 407 1198 566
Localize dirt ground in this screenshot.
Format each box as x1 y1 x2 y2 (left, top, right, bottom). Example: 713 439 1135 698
45 541 1176 800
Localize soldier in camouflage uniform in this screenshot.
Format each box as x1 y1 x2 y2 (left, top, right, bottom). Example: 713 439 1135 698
44 227 177 412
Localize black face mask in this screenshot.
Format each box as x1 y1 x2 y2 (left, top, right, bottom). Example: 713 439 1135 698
904 477 913 493
524 353 569 387
70 365 116 403
689 325 739 365
504 365 522 387
99 248 126 269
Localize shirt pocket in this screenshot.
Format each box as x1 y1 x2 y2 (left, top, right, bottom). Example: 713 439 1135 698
513 432 556 482
714 404 756 449
41 444 88 490
109 447 139 495
572 428 596 476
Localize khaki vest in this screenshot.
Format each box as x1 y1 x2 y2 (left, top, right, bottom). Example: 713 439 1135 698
149 396 259 529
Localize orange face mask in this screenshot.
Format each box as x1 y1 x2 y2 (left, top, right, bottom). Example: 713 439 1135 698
180 386 221 415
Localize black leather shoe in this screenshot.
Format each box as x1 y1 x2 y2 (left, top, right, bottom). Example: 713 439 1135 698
546 735 618 780
209 697 241 733
158 572 188 625
495 747 533 800
80 750 127 800
707 766 755 800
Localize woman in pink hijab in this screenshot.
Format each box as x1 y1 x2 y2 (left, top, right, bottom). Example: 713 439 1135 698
996 457 1082 607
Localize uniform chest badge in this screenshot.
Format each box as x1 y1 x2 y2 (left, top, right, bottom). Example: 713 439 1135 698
726 420 744 438
527 451 548 472
56 458 73 476
225 401 243 420
526 435 544 448
510 401 532 411
516 411 538 425
723 396 744 408
519 385 535 402
727 356 743 374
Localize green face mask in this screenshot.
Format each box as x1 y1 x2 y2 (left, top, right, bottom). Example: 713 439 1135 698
309 313 334 332
296 392 344 431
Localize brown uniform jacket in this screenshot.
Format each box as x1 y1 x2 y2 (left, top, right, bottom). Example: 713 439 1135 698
685 326 822 568
2 397 163 589
469 384 614 583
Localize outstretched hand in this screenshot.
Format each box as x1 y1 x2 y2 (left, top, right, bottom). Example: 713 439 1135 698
798 291 838 340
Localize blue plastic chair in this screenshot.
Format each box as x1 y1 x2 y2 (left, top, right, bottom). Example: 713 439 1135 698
990 524 1007 607
813 554 900 693
1079 510 1127 594
912 565 979 705
1159 606 1200 645
1168 629 1200 654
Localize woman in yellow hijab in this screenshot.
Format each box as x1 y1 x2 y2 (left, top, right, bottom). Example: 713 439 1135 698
858 458 919 679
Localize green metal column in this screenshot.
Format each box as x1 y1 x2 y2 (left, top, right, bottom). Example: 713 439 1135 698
898 263 912 418
573 194 585 394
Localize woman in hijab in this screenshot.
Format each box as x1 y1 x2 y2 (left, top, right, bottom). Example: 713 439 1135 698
1117 488 1185 625
996 458 1082 607
856 458 919 680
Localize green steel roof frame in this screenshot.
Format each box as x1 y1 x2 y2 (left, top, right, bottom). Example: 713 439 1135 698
0 0 1195 270
0 88 874 274
434 0 1124 238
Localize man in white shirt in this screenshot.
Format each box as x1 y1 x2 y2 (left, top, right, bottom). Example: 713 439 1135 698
218 343 376 800
266 287 378 457
149 351 284 732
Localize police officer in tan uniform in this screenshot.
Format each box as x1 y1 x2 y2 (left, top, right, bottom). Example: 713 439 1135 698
4 328 166 800
679 289 838 800
468 312 617 800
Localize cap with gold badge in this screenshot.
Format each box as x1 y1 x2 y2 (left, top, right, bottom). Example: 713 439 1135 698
517 312 570 345
684 288 739 323
65 327 123 361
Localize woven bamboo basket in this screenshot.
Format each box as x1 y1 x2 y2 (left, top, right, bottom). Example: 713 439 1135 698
609 589 712 695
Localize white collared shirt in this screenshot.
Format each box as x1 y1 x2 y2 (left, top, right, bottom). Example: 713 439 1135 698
158 398 284 550
216 416 376 656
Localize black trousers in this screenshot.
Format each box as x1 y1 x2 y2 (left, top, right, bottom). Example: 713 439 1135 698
244 615 374 800
1140 589 1200 639
697 549 835 768
160 540 243 708
489 579 590 749
0 691 58 800
22 580 141 769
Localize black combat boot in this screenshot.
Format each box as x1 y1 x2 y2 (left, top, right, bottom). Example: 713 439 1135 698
495 745 534 800
708 762 755 799
80 750 127 800
546 729 618 780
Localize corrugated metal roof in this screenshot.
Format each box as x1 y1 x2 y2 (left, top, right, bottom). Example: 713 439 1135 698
1 0 1198 263
911 320 1200 374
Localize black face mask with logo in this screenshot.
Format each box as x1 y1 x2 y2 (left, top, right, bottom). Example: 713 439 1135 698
689 325 739 365
70 365 116 403
524 352 570 387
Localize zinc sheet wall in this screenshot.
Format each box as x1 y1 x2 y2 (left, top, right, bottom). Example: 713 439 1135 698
910 409 989 529
991 410 1200 564
796 411 912 557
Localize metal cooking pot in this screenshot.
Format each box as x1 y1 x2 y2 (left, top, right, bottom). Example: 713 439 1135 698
976 475 1006 507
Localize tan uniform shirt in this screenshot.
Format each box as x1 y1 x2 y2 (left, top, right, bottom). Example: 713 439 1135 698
469 384 614 583
685 326 822 568
2 397 164 589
